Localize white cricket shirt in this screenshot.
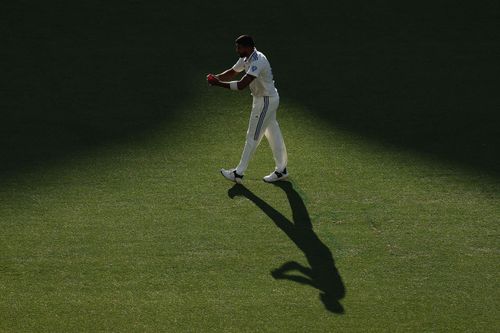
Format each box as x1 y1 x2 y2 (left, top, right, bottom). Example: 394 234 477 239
232 48 278 97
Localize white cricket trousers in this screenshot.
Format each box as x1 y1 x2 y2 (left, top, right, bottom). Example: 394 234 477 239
236 95 287 175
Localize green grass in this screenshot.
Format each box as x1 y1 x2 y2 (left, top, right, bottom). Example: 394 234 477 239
1 85 499 331
1 1 499 331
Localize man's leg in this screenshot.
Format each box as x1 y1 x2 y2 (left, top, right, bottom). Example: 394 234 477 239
236 96 275 175
264 115 288 172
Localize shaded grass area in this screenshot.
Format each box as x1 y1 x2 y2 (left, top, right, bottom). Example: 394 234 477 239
261 1 500 176
1 1 498 179
0 2 197 177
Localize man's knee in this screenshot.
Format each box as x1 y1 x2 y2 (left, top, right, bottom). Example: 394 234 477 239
244 137 258 147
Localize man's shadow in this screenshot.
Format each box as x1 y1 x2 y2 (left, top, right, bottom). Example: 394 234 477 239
228 181 346 314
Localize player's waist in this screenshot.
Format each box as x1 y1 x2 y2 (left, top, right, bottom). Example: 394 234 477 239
252 92 279 100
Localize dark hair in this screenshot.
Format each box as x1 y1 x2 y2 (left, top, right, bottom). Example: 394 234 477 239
235 35 255 47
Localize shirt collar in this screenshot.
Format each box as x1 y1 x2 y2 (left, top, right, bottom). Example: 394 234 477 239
244 48 258 63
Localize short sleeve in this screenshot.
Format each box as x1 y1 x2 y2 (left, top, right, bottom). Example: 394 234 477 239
246 60 263 77
232 58 245 72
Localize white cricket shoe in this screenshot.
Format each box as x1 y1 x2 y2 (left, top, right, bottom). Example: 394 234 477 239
263 168 289 183
220 168 244 184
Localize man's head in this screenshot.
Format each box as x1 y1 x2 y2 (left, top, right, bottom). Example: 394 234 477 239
235 35 255 58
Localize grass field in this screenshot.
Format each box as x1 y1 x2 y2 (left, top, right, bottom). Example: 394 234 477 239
1 1 499 332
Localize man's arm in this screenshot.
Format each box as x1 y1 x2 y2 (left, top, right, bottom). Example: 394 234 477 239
215 68 239 81
207 73 255 91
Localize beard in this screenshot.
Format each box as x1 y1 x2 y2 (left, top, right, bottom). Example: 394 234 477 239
237 50 251 58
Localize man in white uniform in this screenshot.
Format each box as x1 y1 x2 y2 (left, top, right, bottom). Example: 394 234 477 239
207 35 288 184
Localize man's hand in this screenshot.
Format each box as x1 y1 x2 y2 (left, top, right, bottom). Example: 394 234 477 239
207 74 220 86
